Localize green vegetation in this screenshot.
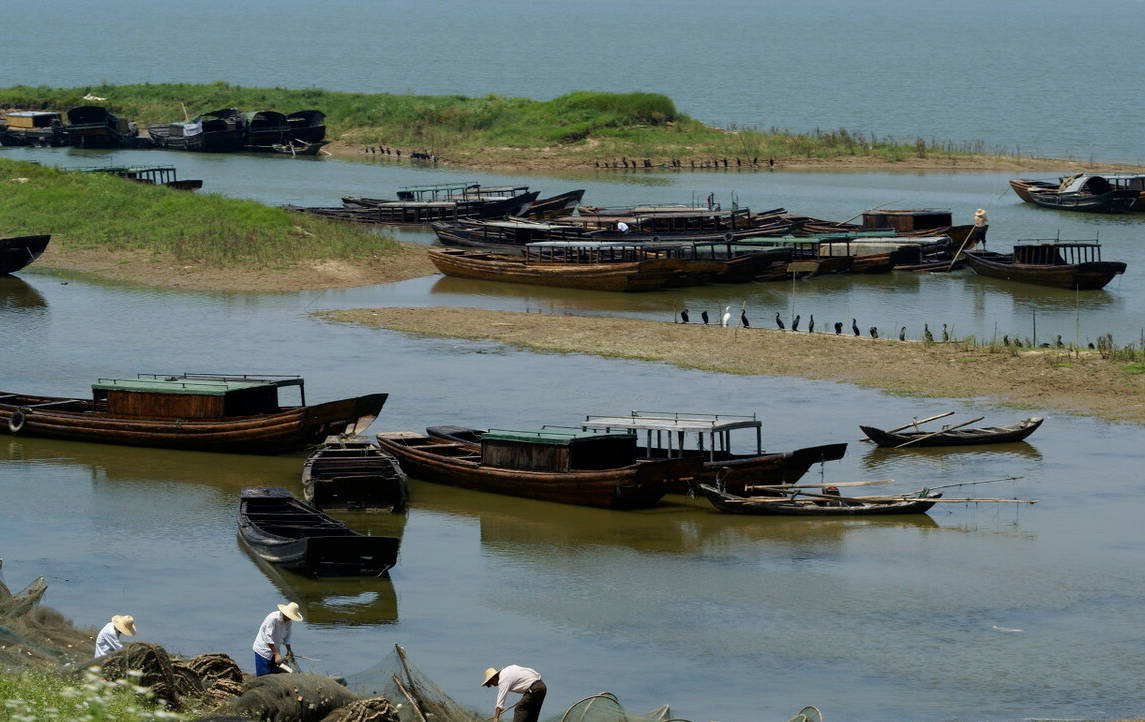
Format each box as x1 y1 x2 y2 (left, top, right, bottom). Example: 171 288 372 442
1122 363 1145 375
0 158 398 267
0 83 970 163
0 668 190 721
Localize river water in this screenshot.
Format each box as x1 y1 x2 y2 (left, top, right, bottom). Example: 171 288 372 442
4 4 1145 719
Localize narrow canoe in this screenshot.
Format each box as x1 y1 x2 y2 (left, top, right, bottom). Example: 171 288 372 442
859 417 1043 447
302 435 409 511
427 247 684 291
0 235 51 275
238 486 400 577
700 484 941 516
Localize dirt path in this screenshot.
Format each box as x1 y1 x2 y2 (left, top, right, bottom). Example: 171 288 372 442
317 306 1145 424
27 242 437 292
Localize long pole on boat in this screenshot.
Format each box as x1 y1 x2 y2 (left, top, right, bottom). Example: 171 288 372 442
893 416 984 448
886 411 955 434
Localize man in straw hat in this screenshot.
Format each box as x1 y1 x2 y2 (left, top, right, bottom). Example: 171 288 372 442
482 664 546 722
94 614 136 658
252 602 302 676
969 208 988 247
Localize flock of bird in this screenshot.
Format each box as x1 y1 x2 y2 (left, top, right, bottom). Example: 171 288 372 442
678 306 956 342
677 306 1078 348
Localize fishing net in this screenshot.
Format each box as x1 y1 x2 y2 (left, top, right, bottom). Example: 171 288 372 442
319 697 401 722
0 575 93 671
343 645 695 722
98 641 196 708
181 652 247 706
223 672 360 722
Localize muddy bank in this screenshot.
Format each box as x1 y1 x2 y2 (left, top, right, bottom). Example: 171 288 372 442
323 140 1145 175
25 242 436 292
317 306 1145 424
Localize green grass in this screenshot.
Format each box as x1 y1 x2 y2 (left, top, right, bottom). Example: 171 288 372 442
1122 363 1145 375
0 668 191 721
0 83 975 163
0 158 399 267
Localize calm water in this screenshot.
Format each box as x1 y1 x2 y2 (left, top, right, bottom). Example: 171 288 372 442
5 0 1145 162
5 5 1145 718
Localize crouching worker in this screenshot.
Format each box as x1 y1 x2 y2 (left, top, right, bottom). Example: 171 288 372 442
482 664 546 722
252 601 302 675
94 614 136 658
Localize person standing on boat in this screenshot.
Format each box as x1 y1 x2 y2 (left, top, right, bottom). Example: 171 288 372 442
94 614 136 658
616 221 629 233
482 664 547 722
969 208 988 247
252 602 302 675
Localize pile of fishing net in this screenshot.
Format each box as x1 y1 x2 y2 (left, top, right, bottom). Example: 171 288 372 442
0 573 93 671
343 644 693 722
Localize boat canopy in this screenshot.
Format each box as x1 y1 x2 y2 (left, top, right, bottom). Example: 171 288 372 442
92 377 274 396
1060 175 1112 194
480 428 638 472
582 411 763 457
481 428 632 445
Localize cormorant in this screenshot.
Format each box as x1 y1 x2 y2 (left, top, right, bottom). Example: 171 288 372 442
701 310 709 326
1003 335 1010 346
792 315 801 332
869 326 878 339
1088 342 1096 349
741 310 750 328
924 324 934 343
1014 338 1023 348
852 318 860 336
834 322 843 335
775 312 785 330
1056 334 1064 348
899 326 906 341
808 315 815 333
942 323 949 342
680 308 689 324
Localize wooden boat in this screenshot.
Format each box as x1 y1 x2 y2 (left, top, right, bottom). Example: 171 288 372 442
699 484 942 516
0 373 386 453
241 110 291 150
427 247 685 291
963 242 1126 290
302 435 408 511
238 486 400 577
521 189 586 219
70 165 203 191
337 185 539 225
1012 173 1145 212
0 235 51 275
286 110 326 143
860 417 1043 447
65 106 136 148
431 414 848 497
147 109 244 152
375 429 701 509
269 139 329 156
0 111 68 147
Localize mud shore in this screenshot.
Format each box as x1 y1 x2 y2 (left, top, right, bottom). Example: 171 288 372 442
317 306 1145 424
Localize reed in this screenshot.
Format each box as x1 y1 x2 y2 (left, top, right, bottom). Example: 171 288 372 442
0 667 196 720
0 159 399 267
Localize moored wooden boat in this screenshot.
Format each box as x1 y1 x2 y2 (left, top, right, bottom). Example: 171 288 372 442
241 110 291 149
302 435 408 511
286 109 326 143
1012 173 1145 212
963 242 1126 290
860 417 1043 447
147 109 244 152
65 106 136 148
699 484 942 516
1 111 68 147
521 189 586 219
238 486 400 577
0 373 386 453
376 429 701 509
70 165 202 191
337 188 539 225
427 247 685 291
0 235 51 275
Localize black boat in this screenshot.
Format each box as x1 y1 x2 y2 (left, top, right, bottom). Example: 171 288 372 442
286 110 326 143
241 110 291 150
963 242 1126 290
859 417 1044 447
65 106 136 148
520 189 586 220
147 108 245 152
0 235 51 275
1025 174 1139 213
238 486 400 577
699 484 942 516
0 111 68 147
302 435 408 511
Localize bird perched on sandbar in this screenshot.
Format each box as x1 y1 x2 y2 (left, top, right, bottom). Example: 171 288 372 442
852 318 860 336
775 312 785 330
721 306 731 327
680 308 689 324
924 324 934 343
741 308 750 328
834 322 843 335
701 310 709 326
942 323 949 342
899 326 906 341
792 315 801 332
869 326 878 339
808 315 815 333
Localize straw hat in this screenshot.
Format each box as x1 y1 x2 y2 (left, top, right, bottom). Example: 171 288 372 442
277 602 303 622
975 208 987 218
482 667 500 686
111 615 136 636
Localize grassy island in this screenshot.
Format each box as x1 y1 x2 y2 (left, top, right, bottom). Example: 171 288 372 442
0 158 434 291
5 82 1131 172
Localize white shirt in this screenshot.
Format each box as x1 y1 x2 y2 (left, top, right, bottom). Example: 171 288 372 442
252 611 292 659
94 621 122 658
494 665 541 711
616 222 629 233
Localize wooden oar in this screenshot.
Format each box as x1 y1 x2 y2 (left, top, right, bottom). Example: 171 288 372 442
894 416 984 448
920 476 1022 492
745 479 894 492
909 497 1037 504
860 411 953 441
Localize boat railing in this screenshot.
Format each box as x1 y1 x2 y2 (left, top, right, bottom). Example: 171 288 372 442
139 372 306 404
1013 240 1102 264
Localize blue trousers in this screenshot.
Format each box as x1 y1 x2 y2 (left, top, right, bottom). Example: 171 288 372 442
254 652 278 676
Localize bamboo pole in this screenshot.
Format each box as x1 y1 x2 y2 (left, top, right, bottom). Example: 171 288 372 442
894 416 984 448
744 479 894 492
886 411 955 434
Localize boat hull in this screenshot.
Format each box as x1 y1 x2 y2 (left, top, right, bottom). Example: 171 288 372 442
428 248 683 291
0 391 387 453
0 235 51 275
302 439 409 511
700 485 941 516
859 417 1043 447
963 251 1125 290
377 432 698 509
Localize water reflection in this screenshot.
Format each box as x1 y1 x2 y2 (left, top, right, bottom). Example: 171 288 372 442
860 442 1044 472
0 276 47 311
236 540 399 627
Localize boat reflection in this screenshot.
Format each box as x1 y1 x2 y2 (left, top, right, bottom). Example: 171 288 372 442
237 539 398 627
0 276 47 311
860 442 1044 472
409 479 938 559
